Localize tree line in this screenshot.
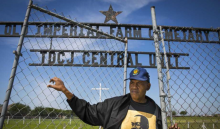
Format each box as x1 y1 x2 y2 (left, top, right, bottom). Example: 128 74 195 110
1 103 75 117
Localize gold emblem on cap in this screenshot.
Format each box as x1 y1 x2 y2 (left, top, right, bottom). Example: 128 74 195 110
133 69 139 75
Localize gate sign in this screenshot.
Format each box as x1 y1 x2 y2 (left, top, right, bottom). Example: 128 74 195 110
0 22 220 43
29 49 190 69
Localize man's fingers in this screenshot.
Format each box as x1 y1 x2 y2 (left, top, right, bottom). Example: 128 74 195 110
174 123 178 128
49 77 60 83
49 78 55 83
47 84 54 88
49 77 58 83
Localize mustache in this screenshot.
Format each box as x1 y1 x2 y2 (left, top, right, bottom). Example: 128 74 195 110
130 90 139 93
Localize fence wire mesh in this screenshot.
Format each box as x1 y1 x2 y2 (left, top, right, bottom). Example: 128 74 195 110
158 27 220 129
1 2 220 129
2 4 125 129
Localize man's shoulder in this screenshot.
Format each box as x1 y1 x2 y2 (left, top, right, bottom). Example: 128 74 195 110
104 94 130 104
146 95 161 110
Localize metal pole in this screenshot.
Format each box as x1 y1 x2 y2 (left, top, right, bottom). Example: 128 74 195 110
100 83 101 102
151 6 168 129
99 83 102 129
123 38 128 95
160 26 173 125
0 0 32 128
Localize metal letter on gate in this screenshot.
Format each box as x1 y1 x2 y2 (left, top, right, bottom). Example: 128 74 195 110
58 52 65 64
49 52 56 64
4 25 12 35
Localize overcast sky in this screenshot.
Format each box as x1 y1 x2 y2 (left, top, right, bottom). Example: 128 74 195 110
0 0 219 115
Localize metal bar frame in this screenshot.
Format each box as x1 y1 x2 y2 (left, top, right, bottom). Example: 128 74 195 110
0 0 33 128
160 26 173 125
151 6 168 129
1 34 219 43
1 21 219 31
29 49 189 55
123 38 128 95
31 5 126 43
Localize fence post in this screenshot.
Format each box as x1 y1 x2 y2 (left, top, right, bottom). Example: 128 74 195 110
160 26 173 125
7 116 9 124
63 123 66 129
0 0 32 128
39 116 41 125
70 117 71 125
151 6 168 129
23 117 25 124
123 38 128 95
79 123 82 129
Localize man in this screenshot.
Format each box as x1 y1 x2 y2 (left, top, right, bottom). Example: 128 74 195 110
48 67 179 129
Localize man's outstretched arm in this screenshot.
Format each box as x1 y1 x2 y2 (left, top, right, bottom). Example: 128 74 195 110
47 77 105 126
47 77 73 100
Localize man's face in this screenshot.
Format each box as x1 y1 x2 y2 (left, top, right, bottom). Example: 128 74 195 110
129 80 149 102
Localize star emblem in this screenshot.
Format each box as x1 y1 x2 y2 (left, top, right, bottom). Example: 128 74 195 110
100 5 122 24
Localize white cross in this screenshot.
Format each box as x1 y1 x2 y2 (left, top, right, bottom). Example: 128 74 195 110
91 83 109 102
202 122 207 129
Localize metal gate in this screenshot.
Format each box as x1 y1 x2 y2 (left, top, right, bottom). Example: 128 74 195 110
0 1 219 129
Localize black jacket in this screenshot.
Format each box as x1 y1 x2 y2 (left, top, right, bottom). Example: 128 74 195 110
67 93 162 129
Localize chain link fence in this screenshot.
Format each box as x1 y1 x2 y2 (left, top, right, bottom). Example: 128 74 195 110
158 26 220 128
0 2 219 129
1 3 126 129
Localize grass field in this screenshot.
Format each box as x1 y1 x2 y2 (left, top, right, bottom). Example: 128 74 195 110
3 117 220 129
167 117 220 129
3 118 100 129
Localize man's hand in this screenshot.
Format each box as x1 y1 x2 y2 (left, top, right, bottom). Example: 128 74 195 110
47 77 67 92
169 123 180 129
48 77 74 100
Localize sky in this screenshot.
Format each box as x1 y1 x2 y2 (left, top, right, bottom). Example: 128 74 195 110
0 0 219 116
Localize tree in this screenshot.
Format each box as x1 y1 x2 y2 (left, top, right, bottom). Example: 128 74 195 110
31 106 48 116
172 111 177 116
180 111 187 116
9 103 31 116
30 106 77 117
62 110 75 117
45 107 60 117
213 114 218 117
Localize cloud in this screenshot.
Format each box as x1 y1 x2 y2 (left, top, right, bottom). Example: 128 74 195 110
63 0 161 23
33 0 56 3
0 38 20 48
101 0 161 16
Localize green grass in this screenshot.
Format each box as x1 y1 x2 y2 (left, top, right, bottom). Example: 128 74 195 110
167 116 220 129
3 117 220 129
168 116 219 122
3 118 100 129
